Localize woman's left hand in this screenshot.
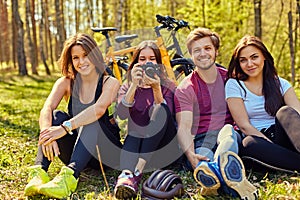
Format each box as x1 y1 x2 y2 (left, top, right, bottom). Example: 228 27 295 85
144 73 160 88
38 125 67 146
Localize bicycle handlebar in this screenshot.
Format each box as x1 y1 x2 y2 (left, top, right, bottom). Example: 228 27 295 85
155 14 190 31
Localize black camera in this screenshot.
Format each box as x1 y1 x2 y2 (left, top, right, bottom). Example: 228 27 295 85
141 62 160 78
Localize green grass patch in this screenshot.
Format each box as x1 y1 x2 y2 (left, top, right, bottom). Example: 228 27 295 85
1 72 300 199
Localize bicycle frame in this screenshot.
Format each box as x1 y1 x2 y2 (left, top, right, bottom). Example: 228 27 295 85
92 15 191 84
166 30 184 58
154 15 190 83
113 46 136 57
154 26 176 82
91 27 137 83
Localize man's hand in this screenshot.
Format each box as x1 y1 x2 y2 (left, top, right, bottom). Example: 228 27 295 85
188 152 210 169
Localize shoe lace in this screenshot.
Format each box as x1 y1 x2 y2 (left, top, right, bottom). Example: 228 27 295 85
28 168 41 179
118 171 133 179
134 169 141 177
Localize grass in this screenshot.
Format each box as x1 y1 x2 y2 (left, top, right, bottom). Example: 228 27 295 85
1 71 300 199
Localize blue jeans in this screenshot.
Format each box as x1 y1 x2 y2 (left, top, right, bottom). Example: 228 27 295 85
186 124 241 170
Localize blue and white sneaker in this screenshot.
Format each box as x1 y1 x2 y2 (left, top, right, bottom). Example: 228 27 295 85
193 161 221 196
218 151 259 200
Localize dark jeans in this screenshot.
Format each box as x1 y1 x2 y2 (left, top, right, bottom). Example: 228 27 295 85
120 104 182 172
35 110 121 178
240 106 300 172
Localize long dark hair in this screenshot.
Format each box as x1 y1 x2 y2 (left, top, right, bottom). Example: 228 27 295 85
227 35 284 116
127 40 169 85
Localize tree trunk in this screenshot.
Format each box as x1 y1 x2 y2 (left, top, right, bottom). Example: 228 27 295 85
297 0 300 23
296 0 300 70
95 0 100 26
40 1 51 75
11 0 17 69
270 0 284 52
75 0 79 32
116 0 124 33
288 11 295 85
60 0 66 41
202 0 206 27
31 0 38 70
44 0 55 70
0 0 2 66
170 0 175 16
0 0 10 65
12 0 27 75
275 37 288 74
102 0 108 27
26 0 38 75
254 0 262 38
87 0 94 26
55 0 65 56
124 0 130 31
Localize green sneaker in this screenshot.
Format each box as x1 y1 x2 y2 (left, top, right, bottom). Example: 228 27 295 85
39 166 78 199
24 165 50 196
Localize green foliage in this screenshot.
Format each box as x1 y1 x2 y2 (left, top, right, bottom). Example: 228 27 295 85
89 0 299 83
1 73 300 199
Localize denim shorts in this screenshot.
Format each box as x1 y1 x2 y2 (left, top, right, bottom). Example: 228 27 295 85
185 130 220 171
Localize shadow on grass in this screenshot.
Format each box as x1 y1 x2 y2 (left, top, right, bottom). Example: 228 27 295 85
0 114 39 137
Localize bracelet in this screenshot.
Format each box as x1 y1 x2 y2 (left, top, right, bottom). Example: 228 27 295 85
122 96 135 107
60 124 68 133
153 99 167 106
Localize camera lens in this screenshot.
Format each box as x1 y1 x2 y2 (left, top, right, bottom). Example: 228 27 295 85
145 67 155 78
142 62 159 78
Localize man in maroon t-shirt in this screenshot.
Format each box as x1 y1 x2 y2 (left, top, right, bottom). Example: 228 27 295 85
174 27 258 199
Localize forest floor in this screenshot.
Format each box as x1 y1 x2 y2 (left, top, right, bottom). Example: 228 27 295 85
1 72 299 199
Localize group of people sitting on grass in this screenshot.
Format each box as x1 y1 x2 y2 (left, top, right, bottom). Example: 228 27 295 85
24 27 300 199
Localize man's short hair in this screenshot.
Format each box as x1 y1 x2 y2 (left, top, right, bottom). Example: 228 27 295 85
186 27 220 54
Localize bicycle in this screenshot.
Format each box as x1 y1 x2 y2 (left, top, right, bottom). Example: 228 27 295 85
91 27 138 83
92 15 194 84
154 14 194 82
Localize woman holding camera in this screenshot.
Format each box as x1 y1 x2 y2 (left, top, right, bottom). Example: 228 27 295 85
114 40 180 199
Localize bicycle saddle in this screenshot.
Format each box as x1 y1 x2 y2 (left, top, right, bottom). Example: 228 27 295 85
115 34 138 43
91 27 118 32
142 169 184 199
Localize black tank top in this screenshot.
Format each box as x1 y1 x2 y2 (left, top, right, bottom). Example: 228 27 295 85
67 75 122 148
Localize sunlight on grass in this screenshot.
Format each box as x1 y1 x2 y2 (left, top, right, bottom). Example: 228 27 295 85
1 71 300 199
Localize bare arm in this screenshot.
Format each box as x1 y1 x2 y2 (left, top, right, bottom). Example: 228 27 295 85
38 77 70 160
39 77 70 131
227 97 270 141
124 83 138 104
148 74 164 105
71 76 120 129
152 84 164 104
176 111 209 169
284 87 300 114
123 64 143 104
39 76 120 145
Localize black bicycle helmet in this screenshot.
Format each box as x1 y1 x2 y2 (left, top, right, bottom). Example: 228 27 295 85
142 169 184 199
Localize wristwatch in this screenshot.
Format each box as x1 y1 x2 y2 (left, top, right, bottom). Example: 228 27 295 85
62 121 73 135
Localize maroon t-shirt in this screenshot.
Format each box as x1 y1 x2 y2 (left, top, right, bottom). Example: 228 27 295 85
174 67 233 135
117 81 176 136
